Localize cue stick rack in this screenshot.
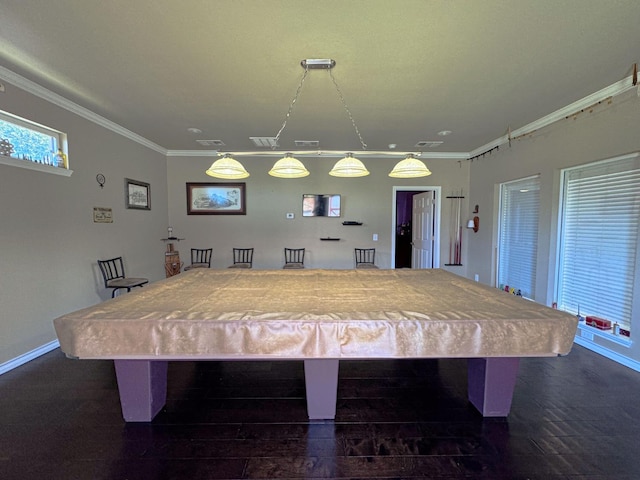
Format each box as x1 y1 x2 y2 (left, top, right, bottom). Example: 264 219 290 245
444 192 464 266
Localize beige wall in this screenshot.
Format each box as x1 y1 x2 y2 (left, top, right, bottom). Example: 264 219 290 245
4 73 637 371
1 78 472 367
167 156 471 271
465 89 640 365
0 83 168 365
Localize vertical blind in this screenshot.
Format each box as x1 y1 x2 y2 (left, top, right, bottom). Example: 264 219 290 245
557 154 640 330
497 176 540 299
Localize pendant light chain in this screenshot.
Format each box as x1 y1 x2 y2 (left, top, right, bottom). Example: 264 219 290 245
208 59 427 179
273 66 310 149
329 68 367 151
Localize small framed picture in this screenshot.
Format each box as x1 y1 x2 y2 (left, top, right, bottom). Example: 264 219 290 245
125 178 151 210
93 207 113 223
186 182 246 215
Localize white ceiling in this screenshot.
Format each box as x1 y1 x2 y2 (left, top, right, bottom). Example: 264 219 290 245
1 0 639 156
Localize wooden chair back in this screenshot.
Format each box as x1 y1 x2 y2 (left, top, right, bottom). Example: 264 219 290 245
355 248 378 268
229 248 254 268
283 248 305 269
184 248 212 270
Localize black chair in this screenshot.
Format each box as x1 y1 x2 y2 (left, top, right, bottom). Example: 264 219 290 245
355 248 379 269
98 257 149 298
184 248 213 271
283 248 305 269
228 248 254 268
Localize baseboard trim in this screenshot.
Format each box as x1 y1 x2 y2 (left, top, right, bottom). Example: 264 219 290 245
0 340 60 375
574 337 640 373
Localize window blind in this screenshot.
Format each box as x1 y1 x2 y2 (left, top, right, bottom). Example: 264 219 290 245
497 176 540 299
558 154 640 330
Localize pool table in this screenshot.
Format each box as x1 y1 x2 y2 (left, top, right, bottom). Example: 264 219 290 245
53 268 577 422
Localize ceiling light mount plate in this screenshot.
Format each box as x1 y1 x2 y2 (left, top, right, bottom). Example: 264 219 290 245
301 59 336 69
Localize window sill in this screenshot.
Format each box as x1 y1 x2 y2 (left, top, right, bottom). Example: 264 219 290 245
0 155 73 177
577 323 632 348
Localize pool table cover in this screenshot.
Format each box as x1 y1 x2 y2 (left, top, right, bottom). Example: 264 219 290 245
54 269 577 361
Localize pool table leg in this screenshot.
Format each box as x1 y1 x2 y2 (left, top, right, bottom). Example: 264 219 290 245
467 357 520 417
304 359 339 420
114 360 168 422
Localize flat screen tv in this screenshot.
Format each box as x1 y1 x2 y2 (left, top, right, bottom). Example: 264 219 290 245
302 194 341 217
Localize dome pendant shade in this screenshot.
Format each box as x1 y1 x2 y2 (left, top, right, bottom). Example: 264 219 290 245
329 154 370 177
268 154 310 178
206 155 250 179
388 155 432 178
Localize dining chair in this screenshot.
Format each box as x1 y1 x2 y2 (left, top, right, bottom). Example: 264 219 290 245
283 248 305 269
228 247 254 268
97 257 149 298
184 248 213 271
355 248 379 269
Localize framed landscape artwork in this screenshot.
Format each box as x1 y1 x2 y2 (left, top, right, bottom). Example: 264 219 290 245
186 182 246 215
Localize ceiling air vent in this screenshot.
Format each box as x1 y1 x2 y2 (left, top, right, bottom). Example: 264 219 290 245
415 141 444 148
250 137 279 147
295 140 320 147
196 139 225 146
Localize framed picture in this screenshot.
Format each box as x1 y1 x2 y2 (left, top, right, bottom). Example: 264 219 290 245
93 207 113 223
125 178 151 210
186 182 246 215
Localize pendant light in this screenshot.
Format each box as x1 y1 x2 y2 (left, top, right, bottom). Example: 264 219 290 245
205 154 250 179
268 153 310 178
389 154 432 178
267 59 368 178
205 60 429 179
329 153 370 177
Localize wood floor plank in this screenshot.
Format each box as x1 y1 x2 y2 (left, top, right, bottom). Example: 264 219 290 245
1 345 640 479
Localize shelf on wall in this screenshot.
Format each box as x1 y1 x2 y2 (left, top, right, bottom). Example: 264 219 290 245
0 154 73 176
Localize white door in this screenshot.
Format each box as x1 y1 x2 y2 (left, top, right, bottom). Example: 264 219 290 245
412 192 435 268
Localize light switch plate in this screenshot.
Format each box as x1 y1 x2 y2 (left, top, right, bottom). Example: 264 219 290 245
286 213 294 219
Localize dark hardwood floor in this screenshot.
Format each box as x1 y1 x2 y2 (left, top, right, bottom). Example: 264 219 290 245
1 344 640 479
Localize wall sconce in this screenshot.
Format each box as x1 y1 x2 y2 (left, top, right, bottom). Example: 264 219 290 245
467 205 479 232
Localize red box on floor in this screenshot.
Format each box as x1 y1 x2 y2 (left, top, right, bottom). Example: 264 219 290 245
586 316 611 330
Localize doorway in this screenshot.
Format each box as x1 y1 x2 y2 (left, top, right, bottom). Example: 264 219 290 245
391 186 441 269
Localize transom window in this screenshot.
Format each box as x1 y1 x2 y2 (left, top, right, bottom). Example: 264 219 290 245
0 110 67 168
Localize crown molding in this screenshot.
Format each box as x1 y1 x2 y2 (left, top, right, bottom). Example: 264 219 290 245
165 149 219 157
418 151 469 160
1 65 635 162
0 66 167 155
468 74 637 159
